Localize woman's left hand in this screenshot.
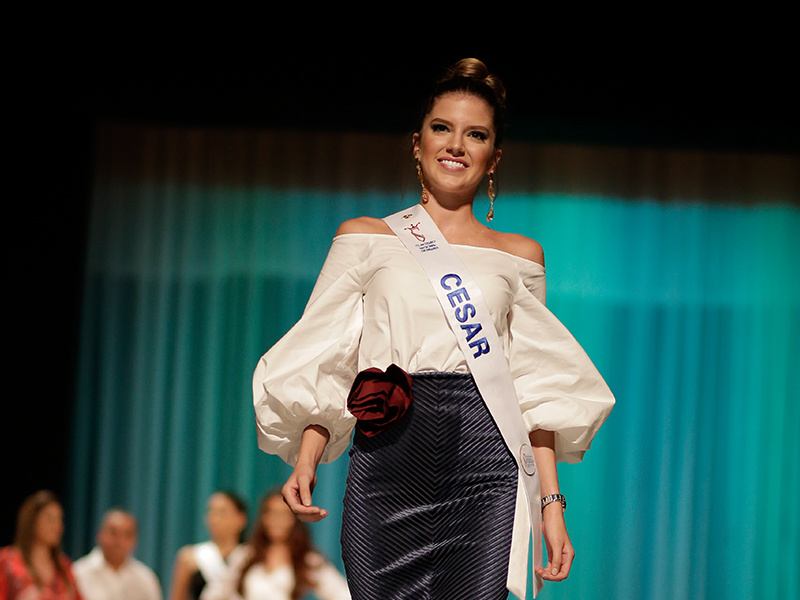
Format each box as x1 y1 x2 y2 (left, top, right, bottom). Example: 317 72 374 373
535 503 574 581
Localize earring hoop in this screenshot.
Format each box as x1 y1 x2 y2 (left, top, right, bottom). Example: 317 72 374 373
487 171 496 222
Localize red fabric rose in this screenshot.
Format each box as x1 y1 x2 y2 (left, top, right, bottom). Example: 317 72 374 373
346 364 414 437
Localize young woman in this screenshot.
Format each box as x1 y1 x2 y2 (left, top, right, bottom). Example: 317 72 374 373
203 491 350 600
0 490 82 600
169 491 249 600
252 58 615 599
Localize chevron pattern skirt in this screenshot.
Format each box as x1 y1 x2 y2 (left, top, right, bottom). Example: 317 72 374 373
341 372 517 600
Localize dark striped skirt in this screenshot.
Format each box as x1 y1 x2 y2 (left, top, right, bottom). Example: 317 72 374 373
341 372 517 600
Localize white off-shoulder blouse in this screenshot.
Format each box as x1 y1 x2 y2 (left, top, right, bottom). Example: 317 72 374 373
252 232 615 467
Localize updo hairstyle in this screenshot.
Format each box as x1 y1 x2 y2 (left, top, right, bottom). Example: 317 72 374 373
418 58 508 147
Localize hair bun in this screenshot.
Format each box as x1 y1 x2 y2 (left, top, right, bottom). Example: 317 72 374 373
417 57 508 146
441 58 506 110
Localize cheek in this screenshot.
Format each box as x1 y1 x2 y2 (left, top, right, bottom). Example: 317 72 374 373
415 132 438 159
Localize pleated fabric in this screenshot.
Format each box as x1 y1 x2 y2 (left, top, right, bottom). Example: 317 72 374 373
341 373 517 600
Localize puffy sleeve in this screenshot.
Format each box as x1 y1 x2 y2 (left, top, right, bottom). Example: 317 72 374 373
508 262 615 463
252 236 365 465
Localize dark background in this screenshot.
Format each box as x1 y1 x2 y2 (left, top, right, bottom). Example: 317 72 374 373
6 32 796 545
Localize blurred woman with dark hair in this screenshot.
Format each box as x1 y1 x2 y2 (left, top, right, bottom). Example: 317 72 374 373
0 490 82 599
169 491 249 600
204 491 349 600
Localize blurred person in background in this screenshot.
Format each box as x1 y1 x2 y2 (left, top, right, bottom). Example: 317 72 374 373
169 491 248 600
204 491 349 600
73 509 161 600
0 490 82 600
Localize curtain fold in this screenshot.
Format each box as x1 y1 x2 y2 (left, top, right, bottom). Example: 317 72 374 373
67 122 799 599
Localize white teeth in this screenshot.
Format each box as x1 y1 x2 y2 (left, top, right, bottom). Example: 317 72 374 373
440 159 466 168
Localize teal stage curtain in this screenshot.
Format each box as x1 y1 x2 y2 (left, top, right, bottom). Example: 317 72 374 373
66 123 799 600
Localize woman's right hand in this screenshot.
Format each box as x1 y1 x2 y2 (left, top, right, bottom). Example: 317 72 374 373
281 425 331 522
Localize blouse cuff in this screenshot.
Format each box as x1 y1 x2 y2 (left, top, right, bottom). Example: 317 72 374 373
253 356 357 466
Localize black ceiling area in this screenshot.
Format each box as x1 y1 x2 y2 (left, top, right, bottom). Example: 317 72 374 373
38 34 799 154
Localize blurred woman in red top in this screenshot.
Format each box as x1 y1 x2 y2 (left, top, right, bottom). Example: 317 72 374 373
0 490 82 600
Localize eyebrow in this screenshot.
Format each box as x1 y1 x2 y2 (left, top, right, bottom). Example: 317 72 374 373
429 117 491 133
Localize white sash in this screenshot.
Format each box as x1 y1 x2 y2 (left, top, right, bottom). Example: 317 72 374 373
384 204 544 599
193 541 227 584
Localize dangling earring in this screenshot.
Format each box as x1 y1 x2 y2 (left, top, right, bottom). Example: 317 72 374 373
486 171 496 222
416 160 429 204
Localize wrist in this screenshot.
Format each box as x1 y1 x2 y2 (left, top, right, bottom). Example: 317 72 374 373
542 503 565 520
297 425 330 467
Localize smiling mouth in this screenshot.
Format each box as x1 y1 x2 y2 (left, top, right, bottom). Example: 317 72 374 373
438 158 468 170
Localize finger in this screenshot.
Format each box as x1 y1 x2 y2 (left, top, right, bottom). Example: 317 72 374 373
538 564 565 582
282 488 328 520
297 475 315 507
296 507 329 522
283 475 328 517
560 545 575 577
538 536 563 579
537 563 557 581
281 482 303 510
538 547 574 581
550 545 563 577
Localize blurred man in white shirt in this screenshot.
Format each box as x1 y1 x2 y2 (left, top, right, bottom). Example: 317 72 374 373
73 509 162 600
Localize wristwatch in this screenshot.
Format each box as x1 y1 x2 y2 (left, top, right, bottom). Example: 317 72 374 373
540 493 567 511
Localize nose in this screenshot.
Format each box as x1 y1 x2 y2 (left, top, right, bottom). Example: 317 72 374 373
447 133 464 155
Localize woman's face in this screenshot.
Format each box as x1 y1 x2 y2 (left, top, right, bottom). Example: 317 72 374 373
261 495 296 544
413 92 501 203
205 493 246 541
34 502 64 548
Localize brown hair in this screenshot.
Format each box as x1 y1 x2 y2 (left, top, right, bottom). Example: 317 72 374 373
236 492 314 600
215 490 249 516
213 489 249 542
417 58 508 147
14 490 74 594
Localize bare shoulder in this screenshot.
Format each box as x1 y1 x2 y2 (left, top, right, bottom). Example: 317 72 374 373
493 231 545 266
335 216 392 236
174 545 197 569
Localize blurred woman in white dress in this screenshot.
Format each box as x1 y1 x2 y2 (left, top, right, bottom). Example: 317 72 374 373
169 491 249 600
204 491 350 600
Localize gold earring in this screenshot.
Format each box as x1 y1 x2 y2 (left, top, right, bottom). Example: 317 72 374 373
416 160 429 204
487 172 496 222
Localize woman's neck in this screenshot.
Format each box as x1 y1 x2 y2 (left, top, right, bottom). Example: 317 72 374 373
29 542 57 582
422 197 489 245
425 191 475 218
264 542 292 570
212 537 238 558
